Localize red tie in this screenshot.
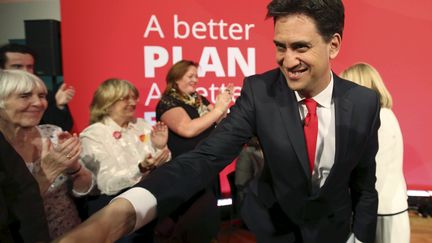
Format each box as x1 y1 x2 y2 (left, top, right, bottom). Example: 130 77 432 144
303 98 318 174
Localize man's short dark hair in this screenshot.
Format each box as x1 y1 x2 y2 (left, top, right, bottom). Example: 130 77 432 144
266 0 345 42
0 43 36 69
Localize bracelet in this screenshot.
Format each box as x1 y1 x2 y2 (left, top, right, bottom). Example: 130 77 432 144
138 162 155 173
66 164 82 176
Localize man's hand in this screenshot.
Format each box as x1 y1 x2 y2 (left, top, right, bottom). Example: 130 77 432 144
55 83 75 109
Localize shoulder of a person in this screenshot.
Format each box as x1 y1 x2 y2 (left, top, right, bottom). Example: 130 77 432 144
157 94 180 106
380 108 398 123
80 122 106 138
234 68 281 96
246 68 280 83
200 95 210 103
159 94 176 102
133 118 152 129
159 94 184 108
336 76 379 102
380 107 393 115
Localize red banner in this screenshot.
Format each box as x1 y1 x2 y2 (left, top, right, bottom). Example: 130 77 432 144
61 0 432 191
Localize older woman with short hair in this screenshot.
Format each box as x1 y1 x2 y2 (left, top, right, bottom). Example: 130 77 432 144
0 70 93 239
80 78 170 242
80 78 170 196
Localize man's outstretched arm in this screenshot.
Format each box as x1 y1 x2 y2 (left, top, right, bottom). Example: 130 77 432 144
54 198 135 242
55 188 157 242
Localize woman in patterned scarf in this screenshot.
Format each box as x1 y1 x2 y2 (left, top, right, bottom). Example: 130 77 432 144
155 60 233 243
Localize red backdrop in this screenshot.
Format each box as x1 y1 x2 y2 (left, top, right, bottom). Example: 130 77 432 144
61 0 432 192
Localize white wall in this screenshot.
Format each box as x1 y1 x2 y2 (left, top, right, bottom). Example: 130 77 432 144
0 0 60 44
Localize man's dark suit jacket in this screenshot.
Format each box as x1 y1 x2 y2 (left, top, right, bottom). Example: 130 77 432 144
141 68 380 243
0 132 50 242
40 90 73 132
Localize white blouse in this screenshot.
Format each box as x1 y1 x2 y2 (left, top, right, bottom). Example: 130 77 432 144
375 108 408 214
80 117 167 195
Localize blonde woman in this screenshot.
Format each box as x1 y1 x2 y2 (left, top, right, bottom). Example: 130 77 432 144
341 63 409 243
80 78 170 195
80 78 171 241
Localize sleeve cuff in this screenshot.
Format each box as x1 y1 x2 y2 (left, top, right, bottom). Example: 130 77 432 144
347 233 364 243
111 187 157 231
72 175 95 197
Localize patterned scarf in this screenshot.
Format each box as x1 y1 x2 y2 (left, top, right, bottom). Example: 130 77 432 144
168 89 209 116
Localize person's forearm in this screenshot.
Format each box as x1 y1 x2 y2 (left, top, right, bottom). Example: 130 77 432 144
34 159 65 193
32 170 53 194
54 198 135 242
72 168 94 194
177 109 223 137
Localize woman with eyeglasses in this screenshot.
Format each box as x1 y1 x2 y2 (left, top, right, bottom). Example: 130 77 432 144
79 78 170 242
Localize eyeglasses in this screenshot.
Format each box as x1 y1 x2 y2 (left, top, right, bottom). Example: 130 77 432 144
119 95 139 102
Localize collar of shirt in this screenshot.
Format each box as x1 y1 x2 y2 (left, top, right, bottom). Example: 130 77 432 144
295 72 334 108
102 116 137 131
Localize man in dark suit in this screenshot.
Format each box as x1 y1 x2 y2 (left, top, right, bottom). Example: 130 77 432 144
0 132 50 242
57 0 379 242
0 43 74 131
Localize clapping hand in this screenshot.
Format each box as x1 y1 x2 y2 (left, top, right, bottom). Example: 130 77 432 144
55 83 75 109
151 121 168 149
214 83 234 114
41 132 81 180
140 148 171 172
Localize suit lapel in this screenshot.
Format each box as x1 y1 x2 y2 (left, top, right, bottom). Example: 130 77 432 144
333 75 353 169
274 71 311 179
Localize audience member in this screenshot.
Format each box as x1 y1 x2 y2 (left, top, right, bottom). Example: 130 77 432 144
56 0 381 242
79 78 170 242
0 69 93 239
156 60 233 158
154 60 232 242
0 43 74 131
340 62 410 243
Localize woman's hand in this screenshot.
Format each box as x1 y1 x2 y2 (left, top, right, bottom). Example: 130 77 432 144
41 132 82 180
214 83 234 114
151 122 168 149
139 148 171 172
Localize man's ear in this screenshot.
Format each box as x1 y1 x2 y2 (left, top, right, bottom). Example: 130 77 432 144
329 33 342 60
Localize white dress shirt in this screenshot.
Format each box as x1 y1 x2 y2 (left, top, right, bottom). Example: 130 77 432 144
295 74 335 192
376 108 408 214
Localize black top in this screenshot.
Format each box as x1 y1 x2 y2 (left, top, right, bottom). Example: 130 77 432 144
0 132 50 242
40 90 74 132
156 94 215 158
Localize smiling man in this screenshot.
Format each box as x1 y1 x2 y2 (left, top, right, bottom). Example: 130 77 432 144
57 1 380 242
0 43 74 131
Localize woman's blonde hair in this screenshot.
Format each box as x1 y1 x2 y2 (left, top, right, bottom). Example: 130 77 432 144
89 78 139 124
340 62 393 108
0 69 47 109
